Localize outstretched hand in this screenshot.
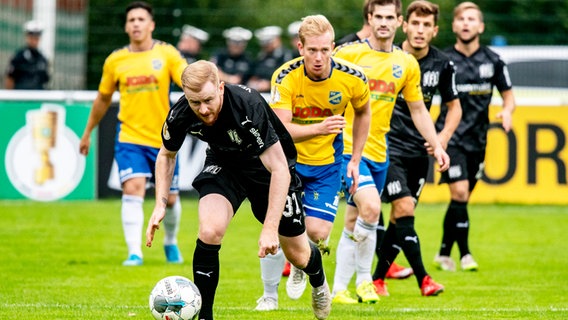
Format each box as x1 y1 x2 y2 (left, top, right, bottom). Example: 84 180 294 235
146 207 166 247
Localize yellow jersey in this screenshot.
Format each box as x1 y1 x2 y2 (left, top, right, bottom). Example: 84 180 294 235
98 40 187 148
269 56 370 165
334 40 423 162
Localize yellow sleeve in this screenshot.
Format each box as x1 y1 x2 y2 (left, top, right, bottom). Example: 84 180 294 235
166 44 188 89
351 75 370 111
269 64 294 111
98 54 117 95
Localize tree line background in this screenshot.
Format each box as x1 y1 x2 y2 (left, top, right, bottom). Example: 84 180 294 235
86 0 568 89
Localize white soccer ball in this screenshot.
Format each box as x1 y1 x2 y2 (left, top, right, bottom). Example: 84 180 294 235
149 275 202 320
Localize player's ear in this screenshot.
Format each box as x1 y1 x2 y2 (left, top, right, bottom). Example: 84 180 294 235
433 25 439 38
218 81 225 94
298 42 304 56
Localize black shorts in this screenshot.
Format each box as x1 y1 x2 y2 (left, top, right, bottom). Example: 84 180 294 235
192 155 306 238
381 155 430 204
439 146 486 192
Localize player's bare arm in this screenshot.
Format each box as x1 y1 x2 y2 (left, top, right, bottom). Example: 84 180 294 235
257 141 291 258
408 100 450 172
79 92 113 155
427 98 462 151
346 101 371 194
146 146 178 247
496 89 515 132
257 141 290 257
273 108 346 143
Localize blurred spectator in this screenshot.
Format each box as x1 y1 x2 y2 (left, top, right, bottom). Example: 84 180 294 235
287 20 302 57
4 20 50 90
247 26 294 92
172 25 209 91
177 25 209 64
210 26 253 85
335 0 372 46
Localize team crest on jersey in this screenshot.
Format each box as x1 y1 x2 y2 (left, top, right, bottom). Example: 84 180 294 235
479 63 494 78
227 129 242 145
328 91 342 105
392 64 402 79
152 59 163 70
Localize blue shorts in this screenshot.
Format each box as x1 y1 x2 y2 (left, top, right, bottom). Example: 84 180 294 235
296 162 342 223
342 155 388 206
114 141 180 192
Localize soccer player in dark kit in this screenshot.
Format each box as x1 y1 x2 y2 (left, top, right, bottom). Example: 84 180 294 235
433 1 516 272
146 60 332 320
372 0 462 297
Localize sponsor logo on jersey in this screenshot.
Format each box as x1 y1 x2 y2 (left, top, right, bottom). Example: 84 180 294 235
392 64 402 78
328 91 342 105
292 106 334 119
227 129 243 145
126 75 158 86
369 79 396 94
249 127 265 148
456 83 492 95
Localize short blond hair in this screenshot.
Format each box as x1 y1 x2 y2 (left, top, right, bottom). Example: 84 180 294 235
182 60 220 93
453 1 483 21
298 14 335 45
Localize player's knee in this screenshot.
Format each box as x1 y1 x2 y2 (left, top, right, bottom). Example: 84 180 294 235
166 194 178 207
392 197 415 219
358 201 381 222
197 226 224 244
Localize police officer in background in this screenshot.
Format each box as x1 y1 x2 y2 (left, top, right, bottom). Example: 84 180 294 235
247 26 294 93
287 20 302 58
210 26 253 85
177 25 209 64
5 20 50 90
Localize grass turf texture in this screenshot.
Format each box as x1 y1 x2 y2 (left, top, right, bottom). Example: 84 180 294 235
1 199 567 319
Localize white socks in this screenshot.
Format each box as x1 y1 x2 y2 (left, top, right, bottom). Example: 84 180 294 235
332 228 356 294
354 217 378 285
259 247 285 299
121 195 144 257
163 196 181 245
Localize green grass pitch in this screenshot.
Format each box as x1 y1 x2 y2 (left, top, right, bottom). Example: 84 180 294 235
1 199 567 319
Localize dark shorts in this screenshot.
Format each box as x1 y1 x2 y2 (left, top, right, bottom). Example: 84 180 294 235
192 155 305 238
439 146 486 192
381 155 430 204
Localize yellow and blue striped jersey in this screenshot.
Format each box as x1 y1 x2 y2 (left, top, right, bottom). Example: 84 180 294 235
334 40 423 162
99 40 187 148
269 56 369 165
